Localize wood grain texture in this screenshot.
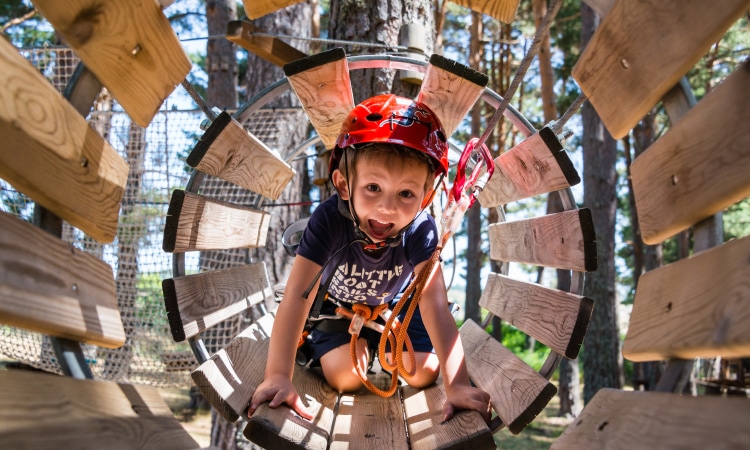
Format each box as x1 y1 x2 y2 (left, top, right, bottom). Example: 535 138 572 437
416 54 488 138
188 111 296 200
460 320 557 434
0 38 128 243
572 0 748 139
32 0 191 127
243 0 305 19
552 388 750 450
402 382 495 450
480 272 593 359
227 20 307 67
331 373 408 450
449 0 520 23
0 212 125 348
284 48 355 150
478 127 579 208
632 60 750 245
0 370 200 450
162 262 272 341
488 208 597 272
162 190 271 253
623 235 750 362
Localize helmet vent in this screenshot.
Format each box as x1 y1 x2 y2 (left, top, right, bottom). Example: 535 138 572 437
365 113 383 122
436 130 447 143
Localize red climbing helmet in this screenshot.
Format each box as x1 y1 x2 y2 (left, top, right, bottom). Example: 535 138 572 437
330 94 449 177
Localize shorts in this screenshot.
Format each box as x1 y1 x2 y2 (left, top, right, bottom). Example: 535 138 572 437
307 294 434 363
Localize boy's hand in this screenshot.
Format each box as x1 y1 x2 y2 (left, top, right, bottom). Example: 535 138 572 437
443 384 491 424
248 373 313 420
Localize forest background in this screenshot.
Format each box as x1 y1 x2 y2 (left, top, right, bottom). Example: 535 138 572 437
1 0 749 448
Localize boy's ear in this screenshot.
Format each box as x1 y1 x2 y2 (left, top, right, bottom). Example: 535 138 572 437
331 169 350 200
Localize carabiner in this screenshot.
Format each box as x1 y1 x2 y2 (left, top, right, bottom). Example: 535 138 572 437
449 138 495 208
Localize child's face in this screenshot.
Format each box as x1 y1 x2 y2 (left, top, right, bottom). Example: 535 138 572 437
336 153 431 243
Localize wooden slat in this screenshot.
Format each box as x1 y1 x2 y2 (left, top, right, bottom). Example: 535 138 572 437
488 209 597 272
331 373 409 450
622 235 750 362
572 0 748 139
227 20 307 67
477 126 580 208
416 54 488 138
402 381 495 450
0 212 125 349
244 0 305 19
460 320 557 434
0 370 200 450
32 0 190 127
631 60 750 245
284 48 355 150
162 262 272 342
449 0 520 24
0 38 128 244
552 388 750 450
188 111 296 201
480 272 593 359
162 190 271 253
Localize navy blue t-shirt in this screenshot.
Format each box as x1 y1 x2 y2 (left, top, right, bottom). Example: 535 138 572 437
296 195 438 306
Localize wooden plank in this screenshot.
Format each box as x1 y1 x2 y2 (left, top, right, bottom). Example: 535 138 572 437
572 0 748 139
188 111 295 200
480 272 593 359
227 20 307 67
402 381 495 450
552 388 750 450
331 373 409 450
449 0 520 24
477 126 580 208
0 370 200 450
162 262 272 341
0 212 125 349
460 320 557 434
622 235 750 362
631 60 750 245
162 190 271 253
284 48 355 150
32 0 191 127
416 53 488 138
191 314 276 423
488 209 597 272
244 0 305 19
0 38 128 244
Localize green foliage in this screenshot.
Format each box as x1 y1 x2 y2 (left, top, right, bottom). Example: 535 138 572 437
136 272 170 329
1 1 55 47
724 197 750 241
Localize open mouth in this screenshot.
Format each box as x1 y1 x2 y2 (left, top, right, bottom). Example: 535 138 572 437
367 219 394 241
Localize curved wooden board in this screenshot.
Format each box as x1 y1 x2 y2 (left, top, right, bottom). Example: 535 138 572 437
480 272 593 359
188 111 296 200
244 0 305 19
623 235 750 362
162 262 272 341
284 48 355 150
0 38 128 244
489 208 597 272
460 320 557 435
632 60 750 245
0 212 125 349
32 0 191 127
227 20 307 68
416 54 488 138
162 190 271 253
478 126 580 208
449 0 520 24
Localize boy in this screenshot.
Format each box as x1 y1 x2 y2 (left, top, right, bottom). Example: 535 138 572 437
248 94 490 423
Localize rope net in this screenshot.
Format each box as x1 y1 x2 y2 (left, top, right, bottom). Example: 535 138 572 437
0 46 307 387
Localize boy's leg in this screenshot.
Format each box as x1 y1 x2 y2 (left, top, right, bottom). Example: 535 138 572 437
319 339 370 392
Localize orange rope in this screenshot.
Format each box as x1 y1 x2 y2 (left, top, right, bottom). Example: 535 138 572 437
348 246 443 397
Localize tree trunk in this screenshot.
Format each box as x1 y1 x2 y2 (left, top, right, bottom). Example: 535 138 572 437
206 0 238 109
580 3 622 405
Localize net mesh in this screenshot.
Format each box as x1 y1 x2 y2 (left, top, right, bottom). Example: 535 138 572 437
0 46 308 387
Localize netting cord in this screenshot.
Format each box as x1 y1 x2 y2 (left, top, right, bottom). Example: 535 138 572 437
475 0 563 150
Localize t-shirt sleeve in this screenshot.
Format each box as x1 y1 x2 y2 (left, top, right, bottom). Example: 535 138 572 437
404 211 439 267
296 197 341 267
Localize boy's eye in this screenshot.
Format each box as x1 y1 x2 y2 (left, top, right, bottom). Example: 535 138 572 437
365 184 380 192
399 190 415 199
